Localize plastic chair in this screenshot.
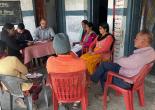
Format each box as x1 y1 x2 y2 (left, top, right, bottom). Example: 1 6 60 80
48 70 88 110
82 47 89 54
0 75 32 110
103 63 154 110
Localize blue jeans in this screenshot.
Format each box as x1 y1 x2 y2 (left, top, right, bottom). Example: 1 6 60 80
91 62 132 90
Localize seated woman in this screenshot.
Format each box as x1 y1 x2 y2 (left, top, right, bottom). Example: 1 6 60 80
0 40 32 108
72 22 97 56
81 22 114 75
0 41 41 109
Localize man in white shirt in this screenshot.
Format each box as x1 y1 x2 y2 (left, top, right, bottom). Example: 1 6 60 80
91 30 155 90
33 18 55 41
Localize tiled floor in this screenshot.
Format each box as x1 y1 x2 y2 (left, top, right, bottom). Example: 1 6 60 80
0 67 155 110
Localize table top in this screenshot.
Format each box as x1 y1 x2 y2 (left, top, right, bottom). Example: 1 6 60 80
23 41 55 64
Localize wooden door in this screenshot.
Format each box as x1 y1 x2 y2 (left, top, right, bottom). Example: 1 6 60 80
35 0 46 26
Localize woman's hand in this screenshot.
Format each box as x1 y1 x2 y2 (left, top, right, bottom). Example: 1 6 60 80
80 42 83 45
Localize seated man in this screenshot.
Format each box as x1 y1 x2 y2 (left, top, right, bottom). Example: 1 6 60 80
33 18 55 41
91 30 155 99
16 23 33 49
46 33 86 109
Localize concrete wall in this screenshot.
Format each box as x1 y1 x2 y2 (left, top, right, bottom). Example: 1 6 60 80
107 0 128 61
0 0 36 36
20 0 36 36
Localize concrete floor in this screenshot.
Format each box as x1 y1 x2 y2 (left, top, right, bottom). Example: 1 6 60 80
0 68 155 110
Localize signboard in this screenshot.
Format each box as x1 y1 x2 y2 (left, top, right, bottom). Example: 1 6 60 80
0 1 22 25
107 0 127 61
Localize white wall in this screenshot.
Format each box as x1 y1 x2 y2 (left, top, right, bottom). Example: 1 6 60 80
20 0 36 36
0 0 36 36
107 0 128 61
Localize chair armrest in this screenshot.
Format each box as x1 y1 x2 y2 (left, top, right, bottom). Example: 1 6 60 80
107 71 134 84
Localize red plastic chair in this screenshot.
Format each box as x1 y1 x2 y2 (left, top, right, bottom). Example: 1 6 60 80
48 70 88 110
103 63 154 110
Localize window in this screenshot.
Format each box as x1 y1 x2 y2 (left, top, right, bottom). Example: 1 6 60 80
64 0 88 43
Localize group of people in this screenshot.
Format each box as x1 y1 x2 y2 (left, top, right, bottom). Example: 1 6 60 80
46 20 155 108
0 18 55 59
0 18 155 109
0 18 55 109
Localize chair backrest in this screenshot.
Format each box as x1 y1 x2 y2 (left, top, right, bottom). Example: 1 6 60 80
130 63 154 89
48 70 86 102
0 74 26 97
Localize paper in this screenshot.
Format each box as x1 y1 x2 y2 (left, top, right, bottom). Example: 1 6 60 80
71 44 82 53
25 73 43 78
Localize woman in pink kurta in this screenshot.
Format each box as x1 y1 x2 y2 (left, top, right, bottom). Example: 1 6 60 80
81 22 97 50
72 22 97 56
81 23 114 74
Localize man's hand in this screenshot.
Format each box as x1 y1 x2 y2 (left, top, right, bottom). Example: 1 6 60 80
27 41 33 46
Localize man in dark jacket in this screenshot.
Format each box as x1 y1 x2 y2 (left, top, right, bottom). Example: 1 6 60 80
16 23 33 48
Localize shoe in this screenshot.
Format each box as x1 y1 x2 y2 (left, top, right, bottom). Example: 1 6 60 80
72 102 80 110
15 98 27 109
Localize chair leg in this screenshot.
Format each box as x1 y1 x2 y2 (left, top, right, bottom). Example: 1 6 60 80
103 85 108 110
53 93 59 110
0 101 2 110
123 91 133 110
43 86 49 108
81 100 87 110
85 88 88 107
137 86 145 106
10 94 13 110
25 95 33 110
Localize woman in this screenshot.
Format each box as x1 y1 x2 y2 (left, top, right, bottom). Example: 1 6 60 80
0 23 21 58
72 22 97 56
81 22 114 75
0 41 42 109
82 22 97 48
0 40 32 108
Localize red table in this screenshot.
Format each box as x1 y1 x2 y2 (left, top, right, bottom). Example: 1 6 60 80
23 41 55 64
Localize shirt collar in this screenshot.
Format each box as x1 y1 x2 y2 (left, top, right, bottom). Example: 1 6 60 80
134 46 153 53
39 26 49 30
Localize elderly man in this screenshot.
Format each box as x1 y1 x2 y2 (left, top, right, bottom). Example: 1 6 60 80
46 33 86 75
91 30 155 93
33 18 55 41
46 33 86 109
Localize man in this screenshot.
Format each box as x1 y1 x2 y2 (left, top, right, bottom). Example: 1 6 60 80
46 33 86 109
91 30 155 93
33 18 55 41
47 33 86 74
16 23 33 48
